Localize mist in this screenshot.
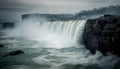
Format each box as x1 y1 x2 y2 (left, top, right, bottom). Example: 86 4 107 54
0 0 120 69
0 17 119 69
4 18 85 48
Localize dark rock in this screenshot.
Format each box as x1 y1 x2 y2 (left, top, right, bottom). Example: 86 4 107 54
104 14 113 17
0 44 4 48
2 22 14 29
3 50 24 57
84 14 120 56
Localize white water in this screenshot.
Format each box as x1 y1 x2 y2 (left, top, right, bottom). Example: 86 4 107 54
1 19 120 69
5 20 86 48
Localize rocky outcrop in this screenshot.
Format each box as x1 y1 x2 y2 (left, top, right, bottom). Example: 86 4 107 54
0 44 4 48
84 14 120 56
2 22 14 29
3 50 24 57
0 22 15 29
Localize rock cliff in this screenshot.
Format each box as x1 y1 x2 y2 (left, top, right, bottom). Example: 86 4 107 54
84 14 120 56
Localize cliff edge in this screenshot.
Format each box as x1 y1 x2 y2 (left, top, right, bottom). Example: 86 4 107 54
84 14 120 56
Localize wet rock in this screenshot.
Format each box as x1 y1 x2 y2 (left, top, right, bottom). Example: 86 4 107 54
84 14 120 56
3 50 24 57
0 44 4 48
2 22 14 29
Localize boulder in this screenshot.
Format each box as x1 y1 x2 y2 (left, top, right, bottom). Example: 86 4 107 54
2 22 14 29
84 14 120 56
3 50 24 57
0 44 4 48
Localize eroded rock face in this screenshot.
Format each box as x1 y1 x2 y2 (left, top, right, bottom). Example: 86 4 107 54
84 14 120 56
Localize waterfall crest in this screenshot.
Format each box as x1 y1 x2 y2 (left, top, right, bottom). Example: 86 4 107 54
39 20 86 42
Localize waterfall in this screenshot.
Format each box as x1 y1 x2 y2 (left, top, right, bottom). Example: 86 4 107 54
2 19 120 69
4 20 86 48
39 20 86 42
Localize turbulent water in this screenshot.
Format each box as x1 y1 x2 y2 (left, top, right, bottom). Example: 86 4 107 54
0 20 120 69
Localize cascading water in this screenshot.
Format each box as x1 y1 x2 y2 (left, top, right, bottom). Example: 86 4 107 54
3 20 86 48
39 20 86 43
0 19 120 69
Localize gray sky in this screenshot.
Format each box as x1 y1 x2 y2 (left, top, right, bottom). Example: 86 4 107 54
0 0 120 21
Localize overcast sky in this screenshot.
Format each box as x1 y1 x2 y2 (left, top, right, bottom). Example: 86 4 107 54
0 0 120 21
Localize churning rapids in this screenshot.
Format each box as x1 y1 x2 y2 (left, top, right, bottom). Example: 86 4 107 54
0 19 120 69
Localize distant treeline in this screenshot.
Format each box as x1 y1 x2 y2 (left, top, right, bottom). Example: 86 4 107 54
22 5 120 21
75 5 120 19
